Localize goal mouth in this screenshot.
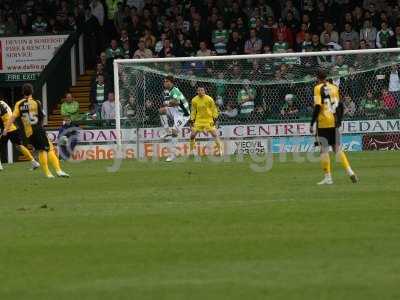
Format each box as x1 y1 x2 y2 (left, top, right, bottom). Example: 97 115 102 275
109 48 400 160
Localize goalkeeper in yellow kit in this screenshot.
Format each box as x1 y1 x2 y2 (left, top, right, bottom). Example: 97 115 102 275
310 70 358 185
189 86 222 155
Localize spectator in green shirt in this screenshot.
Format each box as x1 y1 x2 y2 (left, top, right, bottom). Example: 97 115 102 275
31 14 48 33
376 22 394 48
360 91 381 118
212 20 229 55
105 39 124 59
273 32 289 53
332 55 349 86
61 93 80 121
106 0 119 20
214 72 226 107
237 81 256 117
280 94 299 119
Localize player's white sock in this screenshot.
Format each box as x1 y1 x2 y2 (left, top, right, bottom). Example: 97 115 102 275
346 167 354 176
0 161 3 171
31 160 40 170
170 136 177 157
166 136 178 161
160 115 169 129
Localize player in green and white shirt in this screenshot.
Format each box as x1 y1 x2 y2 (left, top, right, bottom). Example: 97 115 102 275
159 75 190 161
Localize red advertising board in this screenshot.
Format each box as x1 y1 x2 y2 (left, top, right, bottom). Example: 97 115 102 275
363 133 400 151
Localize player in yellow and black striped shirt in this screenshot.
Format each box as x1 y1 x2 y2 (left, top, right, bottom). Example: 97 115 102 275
3 84 69 178
0 99 39 171
310 70 358 185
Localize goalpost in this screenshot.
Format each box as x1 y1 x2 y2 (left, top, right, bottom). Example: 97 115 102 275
113 48 400 160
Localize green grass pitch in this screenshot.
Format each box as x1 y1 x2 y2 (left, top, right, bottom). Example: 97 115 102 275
0 151 399 300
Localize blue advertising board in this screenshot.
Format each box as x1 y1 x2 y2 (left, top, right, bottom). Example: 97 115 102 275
271 135 363 153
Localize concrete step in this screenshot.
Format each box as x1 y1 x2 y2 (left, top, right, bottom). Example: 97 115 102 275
70 92 90 97
75 81 91 87
46 70 95 126
70 86 90 92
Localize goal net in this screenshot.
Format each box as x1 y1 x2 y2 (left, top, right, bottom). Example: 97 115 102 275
114 48 400 160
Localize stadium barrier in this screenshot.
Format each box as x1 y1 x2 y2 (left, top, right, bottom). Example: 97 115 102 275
46 119 399 160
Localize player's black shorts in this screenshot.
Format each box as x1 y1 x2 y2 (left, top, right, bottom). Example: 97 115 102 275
0 129 23 145
316 127 340 147
29 128 50 151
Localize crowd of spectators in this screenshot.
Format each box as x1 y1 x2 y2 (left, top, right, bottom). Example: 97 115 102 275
88 0 400 59
85 0 400 124
0 0 85 36
2 0 400 124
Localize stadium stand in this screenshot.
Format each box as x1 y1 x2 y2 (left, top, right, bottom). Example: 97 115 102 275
1 0 400 126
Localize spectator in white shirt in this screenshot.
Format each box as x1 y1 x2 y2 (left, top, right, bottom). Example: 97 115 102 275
197 41 213 57
90 0 104 27
389 65 400 102
343 95 356 118
321 33 342 51
101 92 117 120
320 22 339 45
360 19 377 48
221 101 238 118
133 40 153 58
154 33 167 55
340 23 360 49
244 29 263 54
126 0 144 11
